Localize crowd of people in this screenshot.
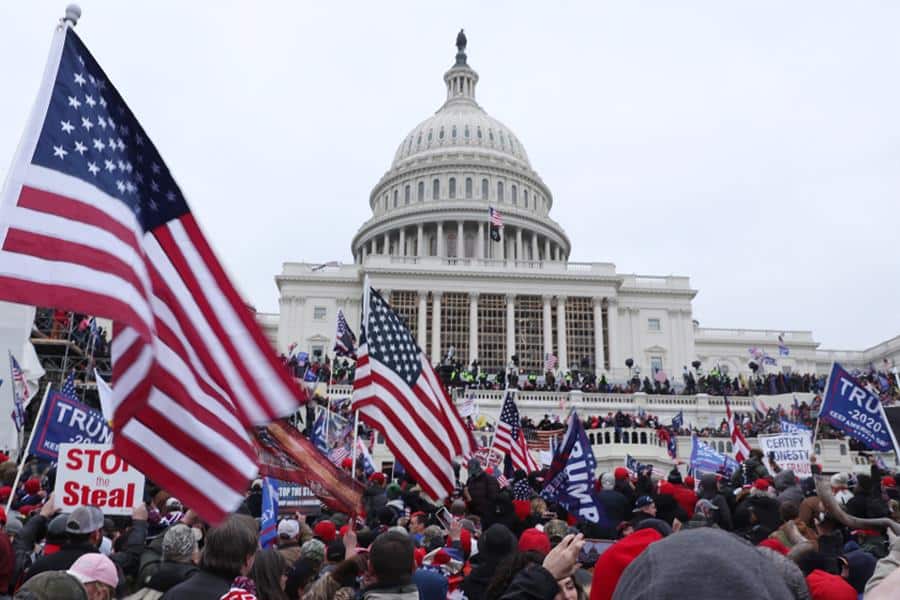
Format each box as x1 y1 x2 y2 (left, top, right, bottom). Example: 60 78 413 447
34 309 109 358
0 415 900 599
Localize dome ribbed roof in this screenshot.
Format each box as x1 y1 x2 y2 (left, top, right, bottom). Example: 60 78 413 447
389 35 532 171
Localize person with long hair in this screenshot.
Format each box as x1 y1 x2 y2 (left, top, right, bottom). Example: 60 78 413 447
250 549 289 600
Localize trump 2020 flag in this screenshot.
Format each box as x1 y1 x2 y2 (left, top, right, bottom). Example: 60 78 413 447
259 477 279 549
0 18 306 522
29 390 112 460
541 411 607 525
819 363 894 453
690 436 739 478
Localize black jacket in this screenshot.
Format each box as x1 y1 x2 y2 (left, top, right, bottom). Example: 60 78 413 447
466 472 499 519
498 565 560 600
25 542 97 580
144 561 199 592
161 569 233 600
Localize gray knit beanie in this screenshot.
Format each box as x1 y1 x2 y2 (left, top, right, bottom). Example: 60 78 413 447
162 524 196 563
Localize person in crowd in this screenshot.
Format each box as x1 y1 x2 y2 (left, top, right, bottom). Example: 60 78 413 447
276 518 303 566
67 553 118 600
775 470 804 507
665 468 697 519
130 523 200 599
462 524 517 600
630 496 657 528
697 474 733 531
357 530 418 599
249 549 289 600
162 514 258 600
830 473 853 506
595 473 627 538
363 473 388 529
465 459 500 521
15 570 89 600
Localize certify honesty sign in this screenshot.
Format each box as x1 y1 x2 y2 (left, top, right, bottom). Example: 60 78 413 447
757 432 812 477
53 443 145 515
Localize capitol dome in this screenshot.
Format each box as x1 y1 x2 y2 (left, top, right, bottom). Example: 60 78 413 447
352 31 570 265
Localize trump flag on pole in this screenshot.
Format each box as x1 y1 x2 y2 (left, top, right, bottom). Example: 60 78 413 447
819 363 894 453
0 16 306 522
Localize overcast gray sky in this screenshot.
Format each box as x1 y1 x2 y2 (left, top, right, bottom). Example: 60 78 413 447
1 2 898 351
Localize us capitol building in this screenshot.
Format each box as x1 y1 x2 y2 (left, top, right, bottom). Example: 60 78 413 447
259 32 898 385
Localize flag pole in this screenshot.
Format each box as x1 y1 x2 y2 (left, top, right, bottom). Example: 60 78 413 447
877 401 900 466
7 383 52 513
811 362 835 448
351 276 371 483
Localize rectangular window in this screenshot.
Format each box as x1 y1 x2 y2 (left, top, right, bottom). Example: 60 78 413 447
313 306 327 320
418 181 424 202
651 356 663 374
478 294 506 371
482 178 489 199
648 318 661 331
404 185 410 204
433 179 440 200
565 297 595 372
465 177 473 199
449 177 456 199
514 295 543 373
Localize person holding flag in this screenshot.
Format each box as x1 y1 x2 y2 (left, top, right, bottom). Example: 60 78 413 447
493 390 540 475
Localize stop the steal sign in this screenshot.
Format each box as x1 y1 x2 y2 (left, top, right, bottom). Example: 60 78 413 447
53 443 145 515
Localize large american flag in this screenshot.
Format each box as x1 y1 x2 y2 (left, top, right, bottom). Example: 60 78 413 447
333 308 357 358
351 288 474 500
0 25 305 522
494 391 540 473
489 207 503 228
724 395 751 463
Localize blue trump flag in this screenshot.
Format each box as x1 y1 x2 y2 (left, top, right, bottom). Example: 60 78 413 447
690 436 739 478
672 411 684 430
541 411 607 525
780 419 811 435
310 411 327 453
28 391 112 460
819 363 894 453
259 477 279 549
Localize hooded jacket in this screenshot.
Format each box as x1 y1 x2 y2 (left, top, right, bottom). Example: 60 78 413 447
460 524 516 600
698 474 733 531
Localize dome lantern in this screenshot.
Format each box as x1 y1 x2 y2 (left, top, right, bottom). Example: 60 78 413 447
443 29 479 108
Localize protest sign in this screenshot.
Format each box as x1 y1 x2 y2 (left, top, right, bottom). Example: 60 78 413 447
29 391 113 460
275 480 322 514
819 363 893 452
757 432 812 477
53 443 144 515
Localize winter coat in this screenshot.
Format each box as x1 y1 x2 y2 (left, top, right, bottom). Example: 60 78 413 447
596 489 628 536
363 485 388 527
497 565 560 600
359 582 420 599
865 534 900 595
670 486 697 519
466 473 499 520
161 570 234 600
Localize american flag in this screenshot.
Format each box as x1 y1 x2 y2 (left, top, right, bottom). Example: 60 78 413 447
724 396 751 463
333 308 357 358
328 444 350 466
494 391 540 473
8 353 28 431
525 428 562 453
489 207 503 228
0 25 305 522
61 370 77 399
544 353 558 373
351 288 474 500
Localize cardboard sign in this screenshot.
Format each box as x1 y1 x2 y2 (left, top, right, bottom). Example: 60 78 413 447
53 443 145 515
757 432 812 477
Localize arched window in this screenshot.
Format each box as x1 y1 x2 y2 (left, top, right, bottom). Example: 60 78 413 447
447 232 457 257
465 177 473 199
511 185 518 206
432 179 440 200
481 178 489 199
464 126 470 139
497 181 504 202
416 133 422 147
449 178 456 199
523 190 529 208
404 185 410 205
477 127 483 139
393 190 398 208
417 181 424 202
427 129 433 143
451 125 457 139
488 129 494 143
439 127 445 140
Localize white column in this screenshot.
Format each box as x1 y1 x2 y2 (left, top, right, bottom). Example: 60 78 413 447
437 222 445 257
361 244 368 261
431 292 442 364
515 228 523 261
505 294 516 364
417 292 428 350
457 221 464 258
552 245 559 261
607 298 619 374
531 234 538 261
629 307 640 369
682 309 695 369
593 297 605 376
383 231 390 255
668 309 681 376
399 227 406 257
499 229 506 260
544 238 550 262
477 222 485 259
542 295 553 362
417 224 424 257
468 292 479 363
557 296 568 371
